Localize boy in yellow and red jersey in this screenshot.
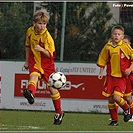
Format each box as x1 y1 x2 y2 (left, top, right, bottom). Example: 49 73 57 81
23 9 64 125
97 25 133 126
122 35 133 121
108 35 133 122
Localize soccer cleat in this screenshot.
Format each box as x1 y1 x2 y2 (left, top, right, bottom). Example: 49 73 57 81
53 112 64 125
129 118 133 122
109 121 118 126
124 114 132 122
109 118 112 121
123 109 132 122
23 89 34 104
129 115 133 122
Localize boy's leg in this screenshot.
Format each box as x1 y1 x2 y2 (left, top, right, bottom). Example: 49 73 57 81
23 74 38 104
125 76 133 118
49 87 64 125
128 99 133 118
109 102 119 121
115 95 132 122
108 102 118 126
128 101 133 121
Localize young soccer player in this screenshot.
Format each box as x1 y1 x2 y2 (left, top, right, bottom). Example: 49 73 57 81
97 25 133 126
123 35 133 121
108 35 133 122
23 9 64 125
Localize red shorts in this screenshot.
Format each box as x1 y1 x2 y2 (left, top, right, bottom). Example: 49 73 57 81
126 74 133 96
124 75 133 96
102 75 126 97
29 63 55 83
29 67 55 82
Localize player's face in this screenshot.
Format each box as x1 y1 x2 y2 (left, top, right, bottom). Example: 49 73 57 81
111 29 124 43
34 20 47 33
123 38 130 45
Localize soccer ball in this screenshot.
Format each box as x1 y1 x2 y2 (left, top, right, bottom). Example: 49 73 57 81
48 72 66 89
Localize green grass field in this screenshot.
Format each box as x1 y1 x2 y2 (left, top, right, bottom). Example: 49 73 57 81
0 109 133 132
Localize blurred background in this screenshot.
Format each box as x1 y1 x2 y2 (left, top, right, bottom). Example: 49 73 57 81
0 2 133 62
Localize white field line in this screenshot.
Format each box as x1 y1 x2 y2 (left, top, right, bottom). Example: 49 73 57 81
0 124 44 130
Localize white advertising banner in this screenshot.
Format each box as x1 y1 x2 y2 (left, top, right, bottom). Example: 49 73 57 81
0 61 123 113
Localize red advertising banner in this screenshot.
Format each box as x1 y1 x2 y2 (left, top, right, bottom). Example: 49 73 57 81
14 74 106 100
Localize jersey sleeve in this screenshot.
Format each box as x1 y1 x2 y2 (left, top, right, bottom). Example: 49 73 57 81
122 43 133 60
45 31 56 58
128 44 133 60
97 44 108 67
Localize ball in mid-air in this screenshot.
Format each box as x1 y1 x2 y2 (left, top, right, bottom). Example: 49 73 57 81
48 72 66 89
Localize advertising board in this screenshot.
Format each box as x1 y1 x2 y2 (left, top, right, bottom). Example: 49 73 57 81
1 61 116 113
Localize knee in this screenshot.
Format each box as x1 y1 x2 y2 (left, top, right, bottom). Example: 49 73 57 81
49 86 59 95
126 96 132 105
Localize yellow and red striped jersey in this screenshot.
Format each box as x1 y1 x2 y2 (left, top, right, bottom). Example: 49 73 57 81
25 26 56 74
97 39 133 77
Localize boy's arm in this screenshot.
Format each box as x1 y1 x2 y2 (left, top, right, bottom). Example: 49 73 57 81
34 45 50 58
98 67 104 80
24 47 30 69
124 61 133 76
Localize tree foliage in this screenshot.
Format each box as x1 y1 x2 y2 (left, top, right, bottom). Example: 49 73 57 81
39 2 113 61
0 2 114 62
64 2 113 61
0 2 33 59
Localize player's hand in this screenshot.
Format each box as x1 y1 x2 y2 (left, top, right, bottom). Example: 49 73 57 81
98 74 103 80
34 45 44 52
124 68 132 76
24 62 29 69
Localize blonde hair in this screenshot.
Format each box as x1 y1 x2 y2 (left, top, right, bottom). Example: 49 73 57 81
111 25 124 34
33 9 50 23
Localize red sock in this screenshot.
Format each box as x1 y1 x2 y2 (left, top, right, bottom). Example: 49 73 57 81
28 81 36 95
51 92 62 114
115 102 119 112
108 102 118 121
129 101 133 115
118 98 129 111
